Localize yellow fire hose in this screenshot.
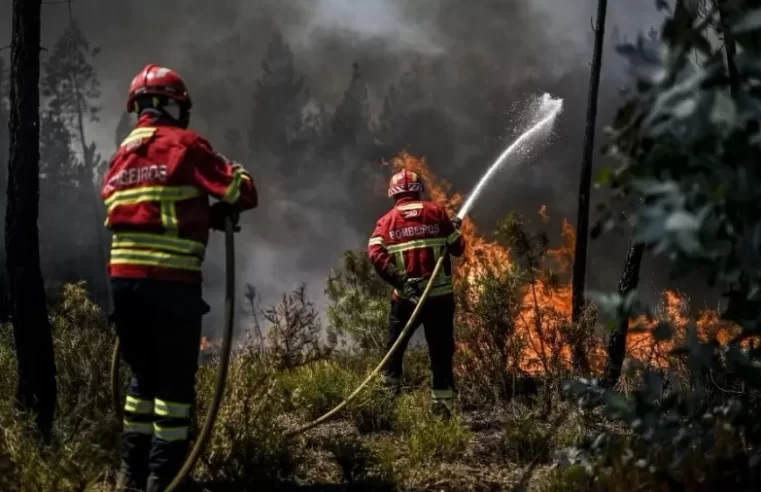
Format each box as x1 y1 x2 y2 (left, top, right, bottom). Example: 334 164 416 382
110 216 237 491
284 251 447 438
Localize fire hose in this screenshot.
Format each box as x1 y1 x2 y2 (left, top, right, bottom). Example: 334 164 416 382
284 95 564 438
110 216 237 492
285 248 449 438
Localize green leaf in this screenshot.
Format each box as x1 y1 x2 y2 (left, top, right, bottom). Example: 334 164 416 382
732 8 761 34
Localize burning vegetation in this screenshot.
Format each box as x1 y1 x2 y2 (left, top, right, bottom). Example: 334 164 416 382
389 152 741 376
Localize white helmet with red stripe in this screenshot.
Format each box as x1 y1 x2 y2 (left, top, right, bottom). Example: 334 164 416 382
388 169 425 198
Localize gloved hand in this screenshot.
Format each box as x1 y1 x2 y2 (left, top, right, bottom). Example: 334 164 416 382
450 216 463 230
401 277 425 304
209 202 241 232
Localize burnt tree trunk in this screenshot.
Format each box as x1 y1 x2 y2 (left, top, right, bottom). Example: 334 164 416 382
571 0 607 374
603 240 644 388
0 57 10 323
6 0 56 442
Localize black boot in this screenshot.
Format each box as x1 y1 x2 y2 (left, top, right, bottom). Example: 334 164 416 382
383 374 402 397
431 399 452 421
114 462 147 492
146 473 198 492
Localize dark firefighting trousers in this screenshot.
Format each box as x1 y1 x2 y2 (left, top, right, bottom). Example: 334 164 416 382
383 294 456 410
111 278 209 491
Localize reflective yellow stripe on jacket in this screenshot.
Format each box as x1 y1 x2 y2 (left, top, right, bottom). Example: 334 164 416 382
387 238 453 298
111 232 206 259
105 184 206 271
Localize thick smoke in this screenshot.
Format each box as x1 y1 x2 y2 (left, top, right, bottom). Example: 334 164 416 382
0 0 682 336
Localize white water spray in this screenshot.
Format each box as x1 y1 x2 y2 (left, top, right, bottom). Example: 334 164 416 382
457 93 564 219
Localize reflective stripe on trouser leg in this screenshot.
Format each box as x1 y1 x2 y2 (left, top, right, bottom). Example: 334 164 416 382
120 389 155 488
123 395 155 436
153 398 191 442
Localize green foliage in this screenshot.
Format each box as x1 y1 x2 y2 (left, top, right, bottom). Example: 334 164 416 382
0 283 117 492
455 267 526 407
326 250 391 351
325 434 396 485
393 392 471 466
331 62 374 150
535 465 592 492
279 359 363 420
249 30 312 171
195 350 300 486
561 2 761 490
261 284 333 370
500 412 552 464
41 19 101 129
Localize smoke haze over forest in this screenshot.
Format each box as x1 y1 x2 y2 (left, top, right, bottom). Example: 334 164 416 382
0 0 698 336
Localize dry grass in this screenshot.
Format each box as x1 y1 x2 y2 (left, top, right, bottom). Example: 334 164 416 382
2 282 726 492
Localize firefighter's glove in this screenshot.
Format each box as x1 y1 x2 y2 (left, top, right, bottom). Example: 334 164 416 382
402 277 425 305
450 216 463 230
209 202 241 232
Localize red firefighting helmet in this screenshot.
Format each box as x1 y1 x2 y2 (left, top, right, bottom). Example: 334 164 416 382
388 169 425 198
126 64 192 113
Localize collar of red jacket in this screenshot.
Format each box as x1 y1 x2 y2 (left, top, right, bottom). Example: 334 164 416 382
135 111 179 128
394 195 421 206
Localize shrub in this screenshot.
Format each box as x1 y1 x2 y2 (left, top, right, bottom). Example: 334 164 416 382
278 359 362 421
325 250 391 352
0 282 117 492
560 3 761 490
393 392 471 466
196 346 300 487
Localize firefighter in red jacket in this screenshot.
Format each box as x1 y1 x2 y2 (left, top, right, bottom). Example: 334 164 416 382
103 64 258 492
368 169 465 418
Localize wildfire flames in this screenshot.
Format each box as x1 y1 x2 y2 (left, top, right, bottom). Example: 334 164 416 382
389 151 741 374
200 152 741 373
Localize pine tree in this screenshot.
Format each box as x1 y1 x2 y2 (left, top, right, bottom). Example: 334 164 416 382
331 62 373 154
38 111 84 282
376 60 458 167
377 59 426 151
42 18 101 172
40 18 108 306
39 110 78 188
249 31 310 171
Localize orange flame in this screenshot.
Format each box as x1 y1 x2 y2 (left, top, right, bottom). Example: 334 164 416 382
386 151 742 375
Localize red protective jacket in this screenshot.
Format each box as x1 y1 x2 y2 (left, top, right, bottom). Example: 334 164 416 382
101 114 258 283
368 197 465 300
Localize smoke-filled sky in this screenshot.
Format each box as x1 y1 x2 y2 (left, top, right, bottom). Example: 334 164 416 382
0 0 699 335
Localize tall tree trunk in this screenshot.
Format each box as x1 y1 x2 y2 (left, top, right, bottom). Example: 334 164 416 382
603 240 644 388
0 57 10 323
717 0 740 96
6 0 56 442
571 0 607 373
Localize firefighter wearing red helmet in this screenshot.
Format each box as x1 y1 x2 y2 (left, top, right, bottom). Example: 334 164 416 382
367 169 465 419
105 64 258 492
